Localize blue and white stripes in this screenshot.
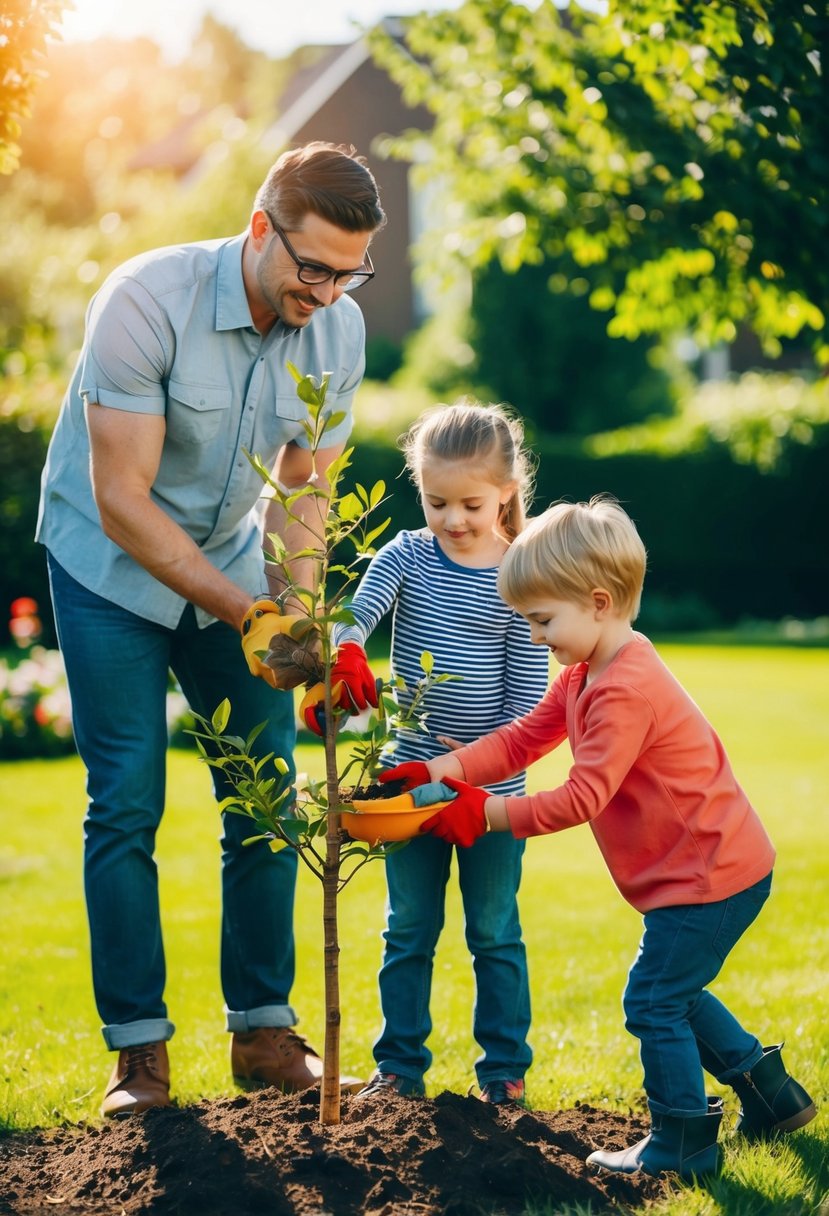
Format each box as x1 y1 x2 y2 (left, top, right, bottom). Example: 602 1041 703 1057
332 529 549 796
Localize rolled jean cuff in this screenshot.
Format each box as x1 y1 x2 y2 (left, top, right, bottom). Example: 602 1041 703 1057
648 1097 711 1119
224 1004 298 1033
715 1044 765 1084
103 1018 175 1050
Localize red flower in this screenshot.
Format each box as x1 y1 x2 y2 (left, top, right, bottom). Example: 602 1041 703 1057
10 597 38 618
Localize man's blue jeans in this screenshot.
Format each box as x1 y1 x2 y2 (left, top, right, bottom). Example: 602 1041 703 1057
623 871 773 1117
374 831 532 1086
48 555 299 1050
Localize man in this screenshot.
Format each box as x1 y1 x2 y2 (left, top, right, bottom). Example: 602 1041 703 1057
36 142 385 1116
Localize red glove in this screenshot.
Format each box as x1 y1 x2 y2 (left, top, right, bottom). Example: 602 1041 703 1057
298 681 327 736
421 777 489 848
330 642 379 713
298 644 379 738
379 761 432 791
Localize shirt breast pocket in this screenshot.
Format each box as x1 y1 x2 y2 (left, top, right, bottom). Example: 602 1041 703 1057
166 381 231 444
252 393 310 456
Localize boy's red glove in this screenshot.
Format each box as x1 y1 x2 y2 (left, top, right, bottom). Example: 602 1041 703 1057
330 642 379 712
379 761 432 791
421 777 489 848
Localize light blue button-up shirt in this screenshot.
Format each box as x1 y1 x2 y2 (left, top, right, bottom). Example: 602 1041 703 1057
36 233 364 628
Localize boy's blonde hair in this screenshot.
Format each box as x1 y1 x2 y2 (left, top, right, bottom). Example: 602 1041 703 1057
399 398 536 541
498 495 647 619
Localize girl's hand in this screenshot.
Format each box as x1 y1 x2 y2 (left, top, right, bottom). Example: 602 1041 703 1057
435 734 464 752
330 642 378 711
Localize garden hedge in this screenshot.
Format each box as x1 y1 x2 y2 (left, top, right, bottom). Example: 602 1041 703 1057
341 431 827 631
2 415 825 647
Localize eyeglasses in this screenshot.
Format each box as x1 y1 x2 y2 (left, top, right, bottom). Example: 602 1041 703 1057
266 214 375 292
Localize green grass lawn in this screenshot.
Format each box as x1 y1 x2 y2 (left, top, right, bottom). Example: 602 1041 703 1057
1 643 827 1214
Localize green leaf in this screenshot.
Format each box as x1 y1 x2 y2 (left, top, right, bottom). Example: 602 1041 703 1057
285 485 317 507
280 819 309 844
243 448 279 490
217 797 245 814
268 837 290 853
244 721 268 750
340 843 371 859
338 492 363 521
360 519 392 549
420 651 434 677
211 698 231 734
325 447 353 486
295 375 322 407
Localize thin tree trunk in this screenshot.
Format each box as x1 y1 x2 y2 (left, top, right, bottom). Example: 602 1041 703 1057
319 682 341 1126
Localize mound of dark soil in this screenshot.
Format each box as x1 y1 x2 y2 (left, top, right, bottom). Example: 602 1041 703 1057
0 1087 665 1216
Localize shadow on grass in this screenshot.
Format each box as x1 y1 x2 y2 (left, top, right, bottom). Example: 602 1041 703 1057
699 1128 828 1216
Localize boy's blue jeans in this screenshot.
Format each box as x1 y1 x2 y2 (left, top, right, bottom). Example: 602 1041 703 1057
374 831 532 1086
623 871 773 1117
48 555 299 1050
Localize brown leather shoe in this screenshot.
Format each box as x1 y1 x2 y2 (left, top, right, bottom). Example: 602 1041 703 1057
101 1041 171 1118
231 1027 362 1094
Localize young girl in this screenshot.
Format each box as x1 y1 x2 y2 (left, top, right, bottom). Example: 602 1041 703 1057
392 496 815 1177
334 400 549 1103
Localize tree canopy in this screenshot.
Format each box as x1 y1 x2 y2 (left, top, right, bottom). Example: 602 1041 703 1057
372 0 828 365
0 0 65 174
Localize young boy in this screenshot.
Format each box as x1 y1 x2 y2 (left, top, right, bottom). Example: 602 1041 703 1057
383 495 816 1180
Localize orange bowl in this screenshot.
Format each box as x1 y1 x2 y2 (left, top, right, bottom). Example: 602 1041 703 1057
341 796 452 845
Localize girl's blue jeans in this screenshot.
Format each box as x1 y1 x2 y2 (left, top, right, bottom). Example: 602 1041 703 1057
374 830 532 1086
48 555 299 1050
623 871 773 1117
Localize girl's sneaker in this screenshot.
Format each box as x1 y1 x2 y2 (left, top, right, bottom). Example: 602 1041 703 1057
355 1070 425 1099
480 1078 526 1106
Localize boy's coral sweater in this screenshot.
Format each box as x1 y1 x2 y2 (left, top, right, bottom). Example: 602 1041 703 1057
456 634 775 913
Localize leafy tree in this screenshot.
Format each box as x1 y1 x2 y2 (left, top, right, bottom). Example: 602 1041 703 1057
2 20 286 366
0 0 65 174
469 259 682 435
15 19 281 227
14 35 183 222
371 0 829 365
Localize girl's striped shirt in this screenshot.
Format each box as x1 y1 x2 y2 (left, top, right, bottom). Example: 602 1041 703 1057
332 528 549 796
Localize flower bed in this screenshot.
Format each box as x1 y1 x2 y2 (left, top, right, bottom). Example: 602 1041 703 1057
0 645 194 760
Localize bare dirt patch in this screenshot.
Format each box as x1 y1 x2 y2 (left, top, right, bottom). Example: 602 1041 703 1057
0 1087 665 1215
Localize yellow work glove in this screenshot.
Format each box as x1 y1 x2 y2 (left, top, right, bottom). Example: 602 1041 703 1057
240 599 315 690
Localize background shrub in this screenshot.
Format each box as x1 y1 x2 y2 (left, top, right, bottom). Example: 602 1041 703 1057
344 374 829 629
4 371 826 646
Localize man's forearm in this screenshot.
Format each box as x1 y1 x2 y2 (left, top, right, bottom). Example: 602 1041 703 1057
99 489 251 627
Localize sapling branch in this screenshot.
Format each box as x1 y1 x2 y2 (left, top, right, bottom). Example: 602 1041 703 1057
190 365 454 1126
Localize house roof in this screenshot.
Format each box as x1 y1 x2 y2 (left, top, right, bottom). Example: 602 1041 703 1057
126 107 214 174
260 17 409 151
